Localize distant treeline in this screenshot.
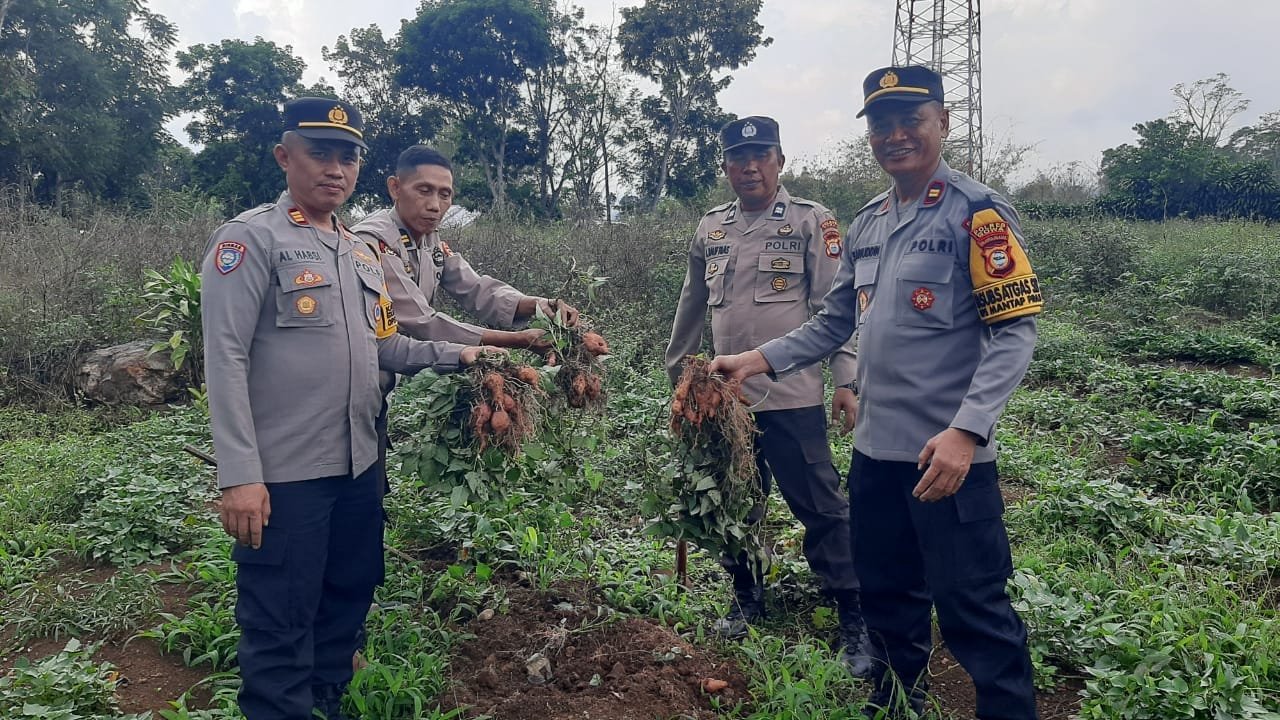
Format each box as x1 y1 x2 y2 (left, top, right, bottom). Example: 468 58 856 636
1 2 1277 221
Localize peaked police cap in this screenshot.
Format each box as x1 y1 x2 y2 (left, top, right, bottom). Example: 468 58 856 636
284 97 369 150
720 115 781 152
856 66 945 118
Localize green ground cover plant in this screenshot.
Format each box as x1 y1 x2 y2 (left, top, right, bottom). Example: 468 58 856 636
1 215 1278 719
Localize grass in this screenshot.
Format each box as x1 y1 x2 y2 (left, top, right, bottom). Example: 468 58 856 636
0 215 1278 718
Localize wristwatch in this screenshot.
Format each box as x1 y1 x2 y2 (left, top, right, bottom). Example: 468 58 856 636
838 381 858 393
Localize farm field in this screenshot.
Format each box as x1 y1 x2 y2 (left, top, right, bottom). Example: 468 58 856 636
1 215 1279 719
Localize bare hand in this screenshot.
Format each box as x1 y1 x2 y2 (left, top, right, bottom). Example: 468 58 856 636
461 346 506 365
708 350 771 382
540 299 580 327
831 387 857 435
219 483 271 548
913 428 977 502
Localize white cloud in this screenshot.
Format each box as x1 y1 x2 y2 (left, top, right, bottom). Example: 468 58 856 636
146 0 1280 182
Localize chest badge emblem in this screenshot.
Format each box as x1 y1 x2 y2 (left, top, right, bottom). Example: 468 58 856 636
770 257 791 271
294 268 324 286
708 229 726 241
777 224 793 236
771 276 788 292
296 295 318 315
911 287 936 311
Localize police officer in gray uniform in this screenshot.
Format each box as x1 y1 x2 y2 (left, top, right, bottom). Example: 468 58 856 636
711 68 1043 719
202 98 493 720
352 145 578 347
666 116 872 677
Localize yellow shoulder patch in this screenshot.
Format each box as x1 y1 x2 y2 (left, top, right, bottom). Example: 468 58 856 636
374 291 398 339
967 206 1043 323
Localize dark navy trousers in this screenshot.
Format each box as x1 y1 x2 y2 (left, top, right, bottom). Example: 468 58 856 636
849 451 1037 720
233 466 384 720
725 405 858 592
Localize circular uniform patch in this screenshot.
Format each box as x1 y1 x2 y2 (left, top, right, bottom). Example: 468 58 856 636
296 295 318 315
911 287 935 311
771 276 788 292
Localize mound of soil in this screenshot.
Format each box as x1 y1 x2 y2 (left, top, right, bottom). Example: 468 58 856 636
441 581 749 720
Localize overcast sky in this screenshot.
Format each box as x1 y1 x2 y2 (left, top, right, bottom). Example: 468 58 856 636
151 0 1280 182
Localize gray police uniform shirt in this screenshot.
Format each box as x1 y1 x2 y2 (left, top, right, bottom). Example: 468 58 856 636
666 186 857 412
202 193 465 490
352 208 533 344
760 161 1044 463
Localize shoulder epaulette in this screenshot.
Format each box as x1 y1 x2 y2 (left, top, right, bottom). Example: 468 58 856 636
854 190 891 218
704 201 734 216
946 171 996 204
227 203 275 225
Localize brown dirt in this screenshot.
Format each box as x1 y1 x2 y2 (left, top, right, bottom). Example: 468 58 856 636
927 643 1084 720
0 565 212 714
440 580 751 719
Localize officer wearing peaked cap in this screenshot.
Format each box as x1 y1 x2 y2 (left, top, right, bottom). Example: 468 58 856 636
202 96 495 720
710 67 1043 719
665 115 874 678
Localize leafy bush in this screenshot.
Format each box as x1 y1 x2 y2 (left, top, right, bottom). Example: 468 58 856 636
0 639 146 720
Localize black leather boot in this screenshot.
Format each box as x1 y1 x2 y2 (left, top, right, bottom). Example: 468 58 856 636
712 566 766 639
312 684 352 720
836 589 876 679
862 677 928 719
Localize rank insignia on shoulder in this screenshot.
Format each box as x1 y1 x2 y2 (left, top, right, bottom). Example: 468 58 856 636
771 276 788 292
399 231 414 248
215 241 246 275
294 268 324 287
923 181 946 207
911 286 935 311
723 206 737 223
770 257 791 270
770 201 787 220
708 229 726 241
287 208 309 226
296 294 318 315
778 224 794 236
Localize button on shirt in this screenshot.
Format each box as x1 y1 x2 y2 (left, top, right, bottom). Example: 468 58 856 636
201 193 464 490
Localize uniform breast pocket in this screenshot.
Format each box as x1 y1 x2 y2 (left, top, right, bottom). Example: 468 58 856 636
274 265 335 328
753 253 805 303
854 258 879 326
355 264 387 331
895 254 955 329
704 260 728 306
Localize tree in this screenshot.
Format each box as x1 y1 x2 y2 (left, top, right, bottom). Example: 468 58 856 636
397 0 553 212
780 136 887 221
1230 109 1280 178
618 0 771 210
176 38 309 211
323 25 445 208
0 0 176 205
1172 73 1249 146
618 95 727 208
1100 117 1278 220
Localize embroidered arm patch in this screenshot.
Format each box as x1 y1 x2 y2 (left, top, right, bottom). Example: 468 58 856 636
966 205 1043 323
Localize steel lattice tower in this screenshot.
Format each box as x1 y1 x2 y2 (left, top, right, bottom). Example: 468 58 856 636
892 0 983 179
